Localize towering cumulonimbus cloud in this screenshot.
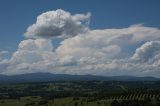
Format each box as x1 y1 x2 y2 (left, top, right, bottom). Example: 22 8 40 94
0 9 160 77
25 9 91 39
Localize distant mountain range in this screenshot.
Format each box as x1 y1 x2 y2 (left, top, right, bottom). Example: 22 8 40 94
0 73 159 83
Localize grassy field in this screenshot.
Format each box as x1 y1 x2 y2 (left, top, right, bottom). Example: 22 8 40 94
0 97 115 106
0 96 159 106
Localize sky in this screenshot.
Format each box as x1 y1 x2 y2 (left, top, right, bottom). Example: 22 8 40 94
0 0 160 77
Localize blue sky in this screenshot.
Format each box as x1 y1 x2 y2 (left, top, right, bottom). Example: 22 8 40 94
0 0 160 51
0 0 160 76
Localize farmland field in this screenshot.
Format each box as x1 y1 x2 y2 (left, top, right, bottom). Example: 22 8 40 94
0 81 160 106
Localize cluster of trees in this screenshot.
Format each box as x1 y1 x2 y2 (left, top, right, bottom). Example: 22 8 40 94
111 98 160 106
108 93 160 100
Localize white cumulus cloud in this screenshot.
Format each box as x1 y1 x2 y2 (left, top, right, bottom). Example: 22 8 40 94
132 41 160 62
0 9 160 77
25 9 90 39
